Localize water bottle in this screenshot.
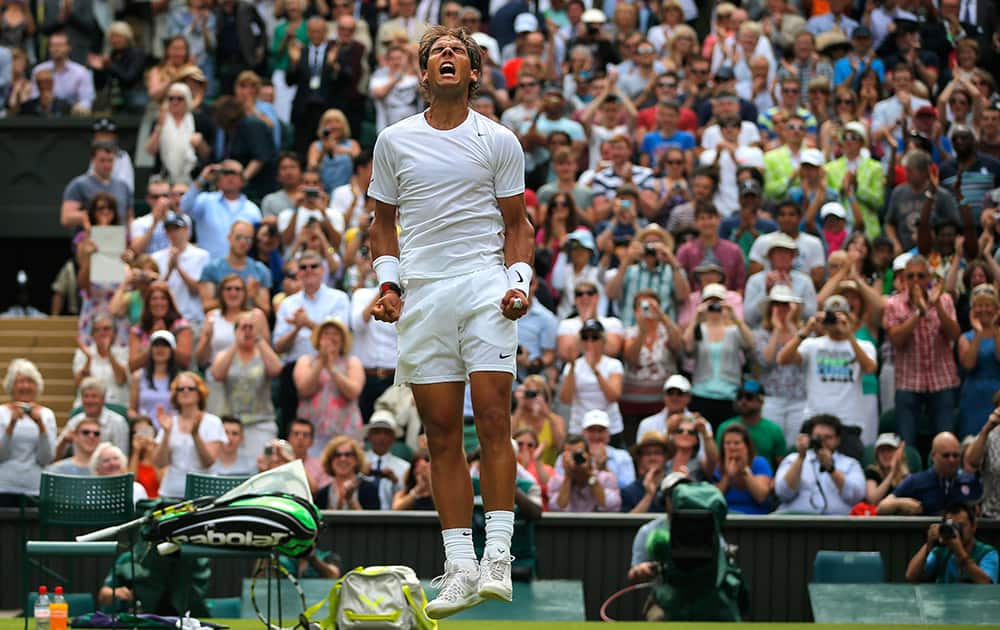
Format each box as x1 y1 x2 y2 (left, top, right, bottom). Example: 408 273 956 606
34 586 50 630
49 587 68 630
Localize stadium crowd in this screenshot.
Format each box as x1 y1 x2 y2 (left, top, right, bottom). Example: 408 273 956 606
2 0 1000 526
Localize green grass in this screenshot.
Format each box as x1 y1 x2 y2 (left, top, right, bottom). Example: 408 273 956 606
1 622 992 629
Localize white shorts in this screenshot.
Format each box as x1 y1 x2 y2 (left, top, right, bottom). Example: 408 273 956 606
395 266 516 385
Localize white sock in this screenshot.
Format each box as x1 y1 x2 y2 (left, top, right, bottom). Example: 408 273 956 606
484 510 515 557
442 528 477 570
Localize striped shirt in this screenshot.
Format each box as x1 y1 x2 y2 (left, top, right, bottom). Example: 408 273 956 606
616 263 678 325
882 292 960 392
591 164 657 200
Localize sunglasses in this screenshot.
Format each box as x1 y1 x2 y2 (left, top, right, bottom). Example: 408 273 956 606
333 450 357 459
786 124 806 132
176 385 198 392
665 388 687 396
737 392 759 401
575 289 598 297
79 429 101 437
167 95 185 102
285 272 297 280
906 272 928 280
516 441 537 449
580 333 602 341
673 428 697 436
938 452 960 459
299 262 322 270
637 47 655 54
843 133 863 141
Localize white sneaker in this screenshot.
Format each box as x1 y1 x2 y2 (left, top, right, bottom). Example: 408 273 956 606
425 561 483 619
478 548 515 602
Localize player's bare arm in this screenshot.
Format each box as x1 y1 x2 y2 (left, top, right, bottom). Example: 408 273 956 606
371 199 402 323
499 193 534 321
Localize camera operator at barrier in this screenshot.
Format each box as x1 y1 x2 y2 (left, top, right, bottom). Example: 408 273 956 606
775 414 865 514
905 503 998 584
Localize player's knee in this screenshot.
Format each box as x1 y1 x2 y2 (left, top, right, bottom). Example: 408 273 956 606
474 406 511 442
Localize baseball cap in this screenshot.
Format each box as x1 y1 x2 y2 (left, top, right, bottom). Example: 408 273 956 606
581 8 606 23
739 179 762 197
762 283 802 314
566 229 596 251
366 409 399 434
852 25 872 39
892 252 913 272
663 374 692 393
842 121 867 142
163 212 190 229
694 260 725 277
823 295 851 314
582 408 611 430
820 202 847 220
916 105 938 118
580 319 605 335
800 148 825 167
514 12 538 33
765 233 799 254
92 117 117 133
150 330 176 349
470 32 500 65
874 433 901 449
739 379 764 396
701 283 728 302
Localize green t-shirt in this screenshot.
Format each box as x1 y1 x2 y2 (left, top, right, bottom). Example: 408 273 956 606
717 416 788 470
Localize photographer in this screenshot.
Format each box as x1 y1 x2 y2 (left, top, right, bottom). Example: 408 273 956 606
277 168 345 253
905 503 998 584
777 295 878 454
547 434 621 512
180 160 263 260
775 414 865 515
605 224 690 327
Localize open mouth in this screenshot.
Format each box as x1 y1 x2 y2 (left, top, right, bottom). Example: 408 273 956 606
440 62 456 76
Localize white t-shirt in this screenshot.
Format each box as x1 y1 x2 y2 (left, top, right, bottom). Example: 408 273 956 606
561 355 625 435
369 110 525 282
701 122 761 151
588 124 629 171
749 231 826 274
156 412 228 498
330 184 366 231
151 244 210 324
369 68 421 133
277 207 347 256
72 345 131 407
699 146 765 217
798 336 876 428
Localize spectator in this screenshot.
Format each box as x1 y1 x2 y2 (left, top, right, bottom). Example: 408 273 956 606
957 285 1000 437
762 113 811 200
635 374 693 437
47 416 101 475
130 177 175 256
234 70 282 152
878 432 982 516
717 380 788 470
676 204 746 292
199 220 273 315
778 295 878 452
293 317 365 454
364 410 409 510
550 232 607 320
4 48 34 115
757 77 818 143
832 26 883 92
129 331 179 423
940 125 1000 219
621 430 669 513
61 141 132 229
146 35 195 104
905 503 998 584
167 0 218 99
392 448 434 511
128 282 193 371
512 376 566 467
883 255 961 446
664 415 717 481
589 134 657 220
261 153 303 218
329 149 373 234
181 161 264 260
514 427 554 510
210 311 281 459
885 152 963 256
145 82 212 185
558 319 625 438
18 67 72 117
775 414 866 515
865 433 911 505
128 416 160 498
75 194 131 346
369 44 421 133
806 0 858 36
0 359 58 506
547 434 621 512
209 416 258 475
713 423 773 515
682 283 754 427
307 108 362 193
638 100 695 171
717 179 776 262
315 435 379 510
619 289 684 427
698 115 765 218
211 96 278 201
966 404 1000 518
754 284 805 444
153 371 227 499
749 198 827 288
150 213 209 333
73 314 129 407
823 122 885 239
745 232 818 329
214 0 268 96
29 31 94 113
87 21 146 113
676 259 745 328
91 443 149 504
555 409 635 488
62 377 130 456
349 256 399 422
606 225 690 326
277 168 344 255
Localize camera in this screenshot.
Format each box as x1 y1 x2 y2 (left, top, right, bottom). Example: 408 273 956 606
823 310 839 325
263 446 274 457
707 303 723 313
306 216 319 226
809 436 824 451
321 128 333 138
572 451 587 466
939 519 959 541
304 187 321 199
19 403 32 415
359 245 370 258
644 244 656 257
524 389 540 399
641 302 652 317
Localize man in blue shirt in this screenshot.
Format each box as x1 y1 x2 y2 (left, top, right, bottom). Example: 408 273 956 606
832 26 884 91
198 220 273 315
181 160 263 259
878 432 983 516
639 100 695 171
905 503 998 584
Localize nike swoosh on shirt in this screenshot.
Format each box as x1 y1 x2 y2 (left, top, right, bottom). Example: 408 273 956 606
514 270 524 283
499 352 513 359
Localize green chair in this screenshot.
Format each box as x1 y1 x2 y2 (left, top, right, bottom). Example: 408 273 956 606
206 596 242 618
22 474 135 627
861 444 924 473
811 550 885 584
184 473 251 500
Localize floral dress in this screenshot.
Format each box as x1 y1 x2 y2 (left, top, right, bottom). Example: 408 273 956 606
297 356 363 457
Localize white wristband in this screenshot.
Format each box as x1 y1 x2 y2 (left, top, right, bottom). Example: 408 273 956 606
373 255 400 286
507 262 532 296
